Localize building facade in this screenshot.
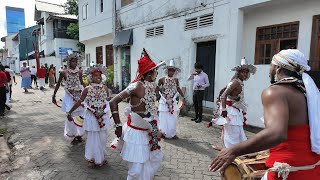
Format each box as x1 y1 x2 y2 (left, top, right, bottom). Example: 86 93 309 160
78 0 320 127
78 0 114 72
31 0 79 75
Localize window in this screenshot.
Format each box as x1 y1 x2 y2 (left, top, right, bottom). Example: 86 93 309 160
255 22 299 65
5 7 25 35
86 54 90 67
96 46 103 65
145 26 164 38
185 14 213 31
309 15 320 70
82 4 88 20
121 0 134 7
100 0 103 12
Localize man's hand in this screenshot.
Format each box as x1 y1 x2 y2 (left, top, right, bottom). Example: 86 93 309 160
221 110 228 118
115 126 122 138
52 96 57 104
14 82 17 85
209 148 237 172
192 72 198 76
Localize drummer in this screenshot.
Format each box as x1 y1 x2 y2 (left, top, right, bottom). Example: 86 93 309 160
157 59 185 139
209 49 320 179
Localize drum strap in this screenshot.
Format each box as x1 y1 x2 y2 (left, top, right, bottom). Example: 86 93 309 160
268 161 320 180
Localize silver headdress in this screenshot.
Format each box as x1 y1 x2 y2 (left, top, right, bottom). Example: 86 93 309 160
63 51 83 67
86 64 108 82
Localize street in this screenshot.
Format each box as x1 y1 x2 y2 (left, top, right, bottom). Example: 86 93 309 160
0 79 252 180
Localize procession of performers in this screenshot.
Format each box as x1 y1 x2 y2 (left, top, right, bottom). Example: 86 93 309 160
50 48 320 179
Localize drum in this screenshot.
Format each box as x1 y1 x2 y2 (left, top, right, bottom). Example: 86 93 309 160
222 151 269 180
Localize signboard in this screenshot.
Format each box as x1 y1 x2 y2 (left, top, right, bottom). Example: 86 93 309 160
59 47 73 56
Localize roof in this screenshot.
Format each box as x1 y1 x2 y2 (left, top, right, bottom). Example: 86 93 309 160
35 0 65 14
47 14 77 21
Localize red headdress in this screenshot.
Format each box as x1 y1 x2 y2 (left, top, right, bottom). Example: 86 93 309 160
133 48 165 82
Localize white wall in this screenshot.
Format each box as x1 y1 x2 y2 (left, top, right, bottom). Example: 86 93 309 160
79 0 113 42
84 34 113 66
240 0 320 127
54 38 79 56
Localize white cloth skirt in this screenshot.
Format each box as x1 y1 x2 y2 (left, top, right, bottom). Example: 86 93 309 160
38 78 45 87
85 130 107 166
64 119 85 141
61 90 83 116
212 105 244 126
159 111 178 138
127 151 163 180
223 124 247 148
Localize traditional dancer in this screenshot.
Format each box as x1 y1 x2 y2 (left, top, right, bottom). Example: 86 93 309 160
209 49 320 179
158 59 185 139
67 65 112 168
211 58 256 148
110 49 164 180
52 53 85 144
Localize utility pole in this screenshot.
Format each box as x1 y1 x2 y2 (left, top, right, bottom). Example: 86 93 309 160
112 0 118 88
26 37 29 66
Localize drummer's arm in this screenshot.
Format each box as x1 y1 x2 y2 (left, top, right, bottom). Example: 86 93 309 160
232 87 289 156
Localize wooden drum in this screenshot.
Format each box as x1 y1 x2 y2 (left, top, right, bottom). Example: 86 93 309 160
222 151 269 180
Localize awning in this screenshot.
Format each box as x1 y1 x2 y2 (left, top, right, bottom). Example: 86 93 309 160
113 29 133 47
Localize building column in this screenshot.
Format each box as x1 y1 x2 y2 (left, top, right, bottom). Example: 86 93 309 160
102 45 106 66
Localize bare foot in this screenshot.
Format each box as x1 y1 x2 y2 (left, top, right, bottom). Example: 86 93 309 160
71 138 77 145
88 162 95 168
76 136 84 143
172 135 179 139
211 145 222 151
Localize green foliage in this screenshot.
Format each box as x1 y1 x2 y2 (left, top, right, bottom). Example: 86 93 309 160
64 0 78 16
105 66 114 86
65 0 85 52
82 75 90 86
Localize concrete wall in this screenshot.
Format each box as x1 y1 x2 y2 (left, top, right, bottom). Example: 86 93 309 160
240 0 320 127
79 0 113 42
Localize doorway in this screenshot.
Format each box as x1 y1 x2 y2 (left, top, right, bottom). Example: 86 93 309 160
196 40 216 107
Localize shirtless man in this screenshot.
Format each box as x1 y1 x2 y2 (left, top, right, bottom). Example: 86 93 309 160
209 49 320 179
110 49 164 180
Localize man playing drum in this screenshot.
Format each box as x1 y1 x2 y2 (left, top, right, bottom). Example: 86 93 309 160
209 49 320 179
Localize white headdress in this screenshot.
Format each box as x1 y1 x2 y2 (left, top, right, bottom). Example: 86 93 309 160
164 59 181 72
272 49 320 154
231 58 257 74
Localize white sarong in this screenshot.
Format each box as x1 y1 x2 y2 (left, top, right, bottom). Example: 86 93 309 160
62 90 85 141
158 92 179 138
121 112 163 180
212 102 247 148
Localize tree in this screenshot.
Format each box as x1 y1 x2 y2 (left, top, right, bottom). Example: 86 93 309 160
64 0 78 16
64 0 85 52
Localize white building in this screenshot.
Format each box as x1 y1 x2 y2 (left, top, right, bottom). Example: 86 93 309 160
33 0 80 73
78 0 114 70
78 0 320 127
0 33 20 73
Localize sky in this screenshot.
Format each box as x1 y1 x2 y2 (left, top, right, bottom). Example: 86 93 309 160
0 0 67 48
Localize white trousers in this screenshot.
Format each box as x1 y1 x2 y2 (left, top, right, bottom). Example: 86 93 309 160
85 130 107 165
223 124 247 148
159 111 178 138
64 119 85 141
127 151 163 180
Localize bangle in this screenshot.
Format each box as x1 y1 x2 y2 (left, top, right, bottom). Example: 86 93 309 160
114 122 123 128
112 111 119 114
67 112 72 116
